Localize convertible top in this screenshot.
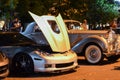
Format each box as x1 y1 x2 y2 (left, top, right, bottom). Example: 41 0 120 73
0 32 36 46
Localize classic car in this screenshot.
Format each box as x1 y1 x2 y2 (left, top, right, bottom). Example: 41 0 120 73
64 20 120 64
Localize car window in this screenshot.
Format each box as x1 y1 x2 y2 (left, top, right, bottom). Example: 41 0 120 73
65 22 81 30
34 24 41 32
48 20 60 34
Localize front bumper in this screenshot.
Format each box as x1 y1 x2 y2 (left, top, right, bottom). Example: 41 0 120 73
34 61 78 73
31 50 78 73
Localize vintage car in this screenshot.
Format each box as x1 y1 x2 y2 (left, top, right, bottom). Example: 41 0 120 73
0 12 78 75
64 19 120 64
0 51 9 79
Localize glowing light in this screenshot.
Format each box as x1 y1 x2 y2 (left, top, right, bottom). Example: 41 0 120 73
115 0 120 2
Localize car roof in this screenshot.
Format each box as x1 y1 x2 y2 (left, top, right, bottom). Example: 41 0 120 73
64 19 81 24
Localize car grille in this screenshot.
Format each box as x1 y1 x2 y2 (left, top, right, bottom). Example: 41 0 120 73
56 62 74 68
0 65 8 74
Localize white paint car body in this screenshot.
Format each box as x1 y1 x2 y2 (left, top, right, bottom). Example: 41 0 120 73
0 12 78 74
28 12 78 73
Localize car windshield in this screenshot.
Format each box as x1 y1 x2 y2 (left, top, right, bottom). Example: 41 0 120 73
65 22 81 30
48 20 60 34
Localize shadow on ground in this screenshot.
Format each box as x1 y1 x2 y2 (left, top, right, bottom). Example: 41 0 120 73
8 69 77 78
7 57 120 78
77 57 120 66
114 66 120 70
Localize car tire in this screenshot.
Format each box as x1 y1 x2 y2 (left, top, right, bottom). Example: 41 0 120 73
84 45 104 64
12 53 34 75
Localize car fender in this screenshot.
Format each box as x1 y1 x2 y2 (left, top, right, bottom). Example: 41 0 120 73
72 35 108 54
12 49 45 71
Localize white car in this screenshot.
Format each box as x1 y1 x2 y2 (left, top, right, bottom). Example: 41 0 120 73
0 12 78 74
63 19 120 64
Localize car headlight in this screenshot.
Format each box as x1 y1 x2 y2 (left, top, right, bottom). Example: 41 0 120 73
107 29 116 44
115 34 120 50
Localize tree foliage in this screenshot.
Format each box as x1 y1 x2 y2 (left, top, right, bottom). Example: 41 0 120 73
0 0 119 24
48 0 119 24
0 0 19 19
87 0 119 24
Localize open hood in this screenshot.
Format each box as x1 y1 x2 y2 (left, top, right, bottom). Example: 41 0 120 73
0 32 35 46
29 11 70 52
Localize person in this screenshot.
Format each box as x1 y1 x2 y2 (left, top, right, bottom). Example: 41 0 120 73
109 19 117 29
0 20 5 31
116 17 120 33
81 19 89 30
10 17 22 32
117 17 120 28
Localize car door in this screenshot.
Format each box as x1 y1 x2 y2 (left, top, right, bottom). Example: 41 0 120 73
29 11 70 52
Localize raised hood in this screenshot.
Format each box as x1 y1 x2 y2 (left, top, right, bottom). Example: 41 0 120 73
29 11 70 52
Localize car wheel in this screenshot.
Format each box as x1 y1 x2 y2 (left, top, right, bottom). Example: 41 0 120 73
12 53 34 75
107 55 120 62
85 45 104 64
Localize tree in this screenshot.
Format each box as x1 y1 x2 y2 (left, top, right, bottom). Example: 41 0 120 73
15 0 54 23
0 0 19 20
87 0 119 24
0 0 119 26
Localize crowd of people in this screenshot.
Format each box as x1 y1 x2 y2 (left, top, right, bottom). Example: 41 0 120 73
0 17 23 32
0 16 120 32
9 17 23 32
66 18 120 31
81 18 120 30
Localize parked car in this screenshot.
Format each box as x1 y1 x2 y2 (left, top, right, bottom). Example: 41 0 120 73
0 51 9 79
0 12 78 75
64 20 120 64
